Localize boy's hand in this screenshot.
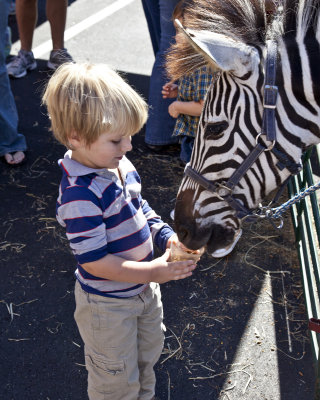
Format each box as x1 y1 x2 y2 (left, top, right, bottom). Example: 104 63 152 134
162 82 178 99
150 249 196 283
167 233 199 252
168 101 180 118
166 233 179 249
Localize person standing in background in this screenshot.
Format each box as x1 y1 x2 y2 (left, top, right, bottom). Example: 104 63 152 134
7 0 73 79
0 0 27 165
141 0 179 151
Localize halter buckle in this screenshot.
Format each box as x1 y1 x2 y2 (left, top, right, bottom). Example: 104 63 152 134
263 84 278 109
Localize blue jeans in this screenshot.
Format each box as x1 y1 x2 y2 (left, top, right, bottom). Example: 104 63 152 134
142 0 179 146
141 0 160 56
180 136 194 164
0 0 26 157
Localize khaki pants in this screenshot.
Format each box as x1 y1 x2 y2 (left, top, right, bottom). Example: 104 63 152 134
74 281 164 400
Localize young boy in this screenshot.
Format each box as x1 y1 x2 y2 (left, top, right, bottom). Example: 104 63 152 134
42 62 198 400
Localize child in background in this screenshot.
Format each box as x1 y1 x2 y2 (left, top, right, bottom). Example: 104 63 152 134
162 0 213 164
42 62 199 400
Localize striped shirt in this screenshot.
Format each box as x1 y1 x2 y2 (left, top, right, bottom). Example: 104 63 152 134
173 66 213 138
56 151 174 298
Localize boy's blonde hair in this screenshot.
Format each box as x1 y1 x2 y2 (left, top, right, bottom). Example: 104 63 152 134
42 63 148 147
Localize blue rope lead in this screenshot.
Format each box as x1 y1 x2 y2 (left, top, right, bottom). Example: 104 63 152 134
271 180 320 218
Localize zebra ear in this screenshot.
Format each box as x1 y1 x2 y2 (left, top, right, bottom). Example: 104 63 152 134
175 19 259 76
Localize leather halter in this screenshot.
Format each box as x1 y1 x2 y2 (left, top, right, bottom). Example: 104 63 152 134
184 40 302 220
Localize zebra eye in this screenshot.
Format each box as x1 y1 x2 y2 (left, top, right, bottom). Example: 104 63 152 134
205 121 229 140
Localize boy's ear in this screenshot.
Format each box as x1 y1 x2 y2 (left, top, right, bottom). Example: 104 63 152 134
68 132 83 149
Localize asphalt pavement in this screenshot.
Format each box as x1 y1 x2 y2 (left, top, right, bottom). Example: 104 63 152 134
0 1 316 399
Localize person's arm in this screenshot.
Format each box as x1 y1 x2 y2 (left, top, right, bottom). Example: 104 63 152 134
81 250 196 284
140 197 176 251
168 99 204 118
162 81 178 98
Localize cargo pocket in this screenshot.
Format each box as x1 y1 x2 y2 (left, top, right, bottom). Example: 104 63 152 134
85 353 128 395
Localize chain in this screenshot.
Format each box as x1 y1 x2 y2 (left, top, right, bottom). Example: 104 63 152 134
244 180 320 229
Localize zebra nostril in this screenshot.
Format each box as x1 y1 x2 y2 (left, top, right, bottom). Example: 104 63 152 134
178 227 189 242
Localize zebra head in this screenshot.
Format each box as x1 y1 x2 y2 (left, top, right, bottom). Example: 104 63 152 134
167 0 320 257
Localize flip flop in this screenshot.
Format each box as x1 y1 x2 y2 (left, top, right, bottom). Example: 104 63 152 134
3 151 26 166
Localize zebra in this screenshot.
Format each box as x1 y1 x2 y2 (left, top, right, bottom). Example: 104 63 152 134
166 0 320 257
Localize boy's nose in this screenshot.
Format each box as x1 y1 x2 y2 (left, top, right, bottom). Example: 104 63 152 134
122 137 132 152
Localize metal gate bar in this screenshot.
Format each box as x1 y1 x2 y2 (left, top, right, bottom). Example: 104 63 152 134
288 145 320 399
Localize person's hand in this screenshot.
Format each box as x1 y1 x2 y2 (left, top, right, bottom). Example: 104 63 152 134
162 82 178 98
167 233 191 250
167 233 199 252
166 233 179 249
149 249 196 283
168 101 180 118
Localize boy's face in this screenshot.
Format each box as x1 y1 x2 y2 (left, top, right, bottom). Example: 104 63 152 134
70 131 133 170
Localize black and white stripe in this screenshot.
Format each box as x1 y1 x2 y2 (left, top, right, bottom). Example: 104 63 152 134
172 0 320 255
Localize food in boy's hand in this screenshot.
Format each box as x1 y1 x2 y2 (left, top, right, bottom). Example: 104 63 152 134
169 241 204 262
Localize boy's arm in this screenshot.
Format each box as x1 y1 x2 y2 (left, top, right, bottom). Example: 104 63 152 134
168 99 204 118
140 198 175 252
81 250 196 284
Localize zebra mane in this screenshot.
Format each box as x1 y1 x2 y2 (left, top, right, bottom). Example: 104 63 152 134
166 0 320 80
282 0 320 40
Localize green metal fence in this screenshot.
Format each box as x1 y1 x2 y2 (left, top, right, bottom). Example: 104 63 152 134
288 144 320 399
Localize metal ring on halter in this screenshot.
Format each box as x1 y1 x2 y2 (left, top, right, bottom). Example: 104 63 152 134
255 133 275 151
215 182 232 200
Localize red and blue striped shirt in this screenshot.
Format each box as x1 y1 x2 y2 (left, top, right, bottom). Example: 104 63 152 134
56 151 174 298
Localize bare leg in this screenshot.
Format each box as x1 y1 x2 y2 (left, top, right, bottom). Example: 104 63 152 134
15 0 37 52
46 0 68 50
